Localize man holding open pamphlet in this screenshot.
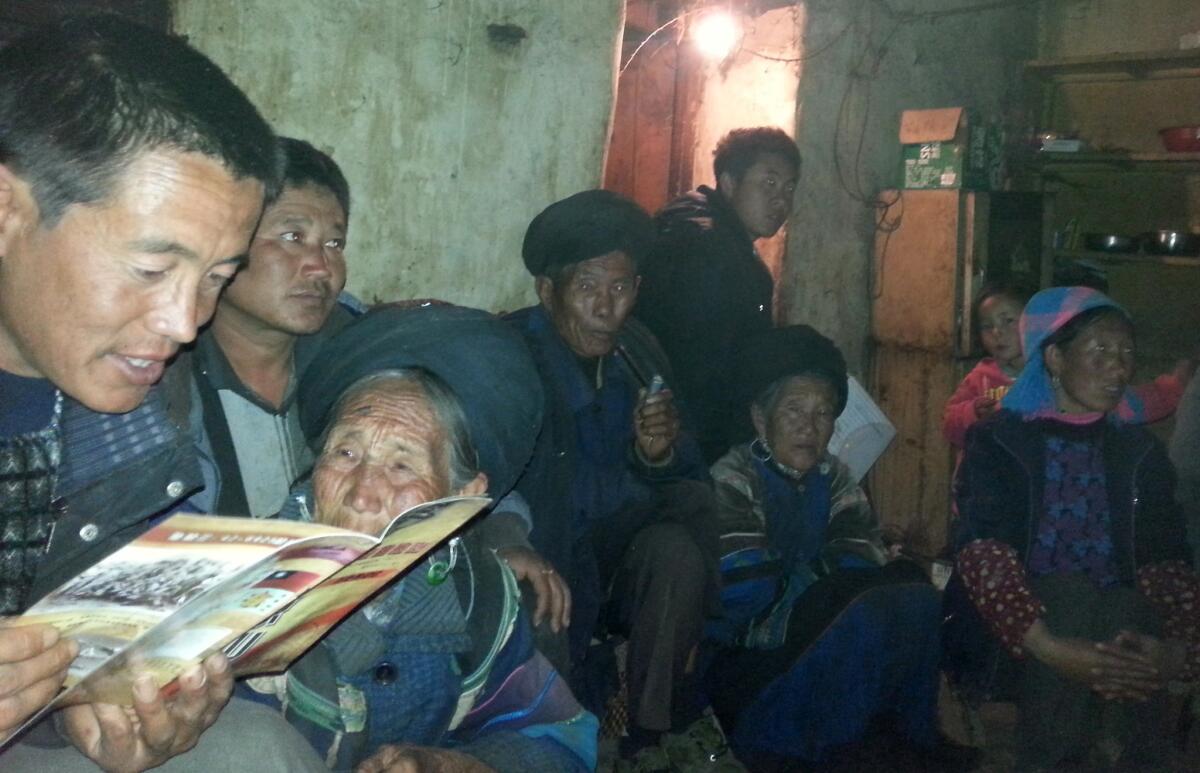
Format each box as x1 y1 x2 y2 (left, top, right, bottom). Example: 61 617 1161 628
0 14 330 773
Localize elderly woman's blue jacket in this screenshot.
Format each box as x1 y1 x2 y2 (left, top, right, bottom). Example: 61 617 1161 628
239 485 598 772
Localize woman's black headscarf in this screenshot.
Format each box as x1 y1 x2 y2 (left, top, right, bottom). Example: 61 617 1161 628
729 325 849 443
297 303 543 498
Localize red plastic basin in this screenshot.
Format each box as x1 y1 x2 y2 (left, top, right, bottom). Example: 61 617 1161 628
1160 125 1200 152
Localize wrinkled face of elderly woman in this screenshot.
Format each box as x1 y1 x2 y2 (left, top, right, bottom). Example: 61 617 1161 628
1044 311 1135 415
313 378 487 535
752 375 838 476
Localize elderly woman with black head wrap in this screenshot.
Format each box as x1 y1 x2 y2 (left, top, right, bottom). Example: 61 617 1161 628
704 326 950 770
243 304 597 773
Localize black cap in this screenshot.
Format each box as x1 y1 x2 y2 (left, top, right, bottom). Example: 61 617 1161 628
733 325 849 429
522 189 653 276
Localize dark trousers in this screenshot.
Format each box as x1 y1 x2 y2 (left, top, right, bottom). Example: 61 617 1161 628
550 481 720 733
1012 574 1170 770
706 559 932 735
609 519 709 731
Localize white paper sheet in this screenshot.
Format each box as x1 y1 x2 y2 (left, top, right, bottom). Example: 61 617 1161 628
829 376 896 482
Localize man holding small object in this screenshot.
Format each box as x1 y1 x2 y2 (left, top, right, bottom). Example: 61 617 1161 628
507 190 742 770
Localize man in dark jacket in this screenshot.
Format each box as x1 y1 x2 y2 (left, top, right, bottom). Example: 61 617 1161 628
636 128 800 462
0 15 325 772
507 190 741 771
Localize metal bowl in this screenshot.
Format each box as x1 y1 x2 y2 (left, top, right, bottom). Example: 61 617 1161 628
1142 230 1200 256
1082 233 1137 253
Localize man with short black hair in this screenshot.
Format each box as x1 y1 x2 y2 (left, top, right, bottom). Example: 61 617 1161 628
191 137 354 519
636 127 801 462
0 15 324 771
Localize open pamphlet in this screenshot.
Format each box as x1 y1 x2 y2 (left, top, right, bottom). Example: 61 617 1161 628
829 376 897 483
2 495 490 741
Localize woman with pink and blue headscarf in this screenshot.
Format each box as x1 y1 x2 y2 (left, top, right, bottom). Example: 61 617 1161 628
944 286 1200 769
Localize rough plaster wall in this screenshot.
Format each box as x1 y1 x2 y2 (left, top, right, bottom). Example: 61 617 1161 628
1039 0 1200 56
173 0 624 312
687 7 804 283
782 0 1037 374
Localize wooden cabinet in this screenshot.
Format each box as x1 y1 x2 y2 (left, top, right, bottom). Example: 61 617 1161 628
869 189 1043 557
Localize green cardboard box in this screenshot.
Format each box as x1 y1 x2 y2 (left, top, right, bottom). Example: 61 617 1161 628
900 107 1002 190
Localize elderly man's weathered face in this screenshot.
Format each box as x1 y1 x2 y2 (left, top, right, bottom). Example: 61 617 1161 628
313 381 485 535
219 183 348 338
753 375 837 476
0 150 264 412
537 250 639 359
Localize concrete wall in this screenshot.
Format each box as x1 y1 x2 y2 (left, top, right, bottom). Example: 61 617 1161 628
174 0 625 312
781 0 1037 374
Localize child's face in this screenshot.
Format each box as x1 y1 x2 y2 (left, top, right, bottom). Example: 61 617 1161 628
979 294 1024 370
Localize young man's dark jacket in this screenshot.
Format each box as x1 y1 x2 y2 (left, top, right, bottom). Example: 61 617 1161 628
635 185 775 462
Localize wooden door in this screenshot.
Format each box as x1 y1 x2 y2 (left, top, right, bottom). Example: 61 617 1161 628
869 189 986 556
605 1 702 216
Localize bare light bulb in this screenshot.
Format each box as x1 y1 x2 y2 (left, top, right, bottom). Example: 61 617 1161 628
691 10 741 60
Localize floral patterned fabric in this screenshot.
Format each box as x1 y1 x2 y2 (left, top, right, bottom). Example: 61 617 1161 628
956 540 1045 657
1027 434 1117 586
958 540 1200 675
1137 560 1200 680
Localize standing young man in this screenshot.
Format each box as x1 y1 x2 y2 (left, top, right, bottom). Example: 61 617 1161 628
636 128 800 462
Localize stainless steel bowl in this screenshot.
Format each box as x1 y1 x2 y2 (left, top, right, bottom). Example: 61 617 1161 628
1142 230 1200 256
1083 233 1137 253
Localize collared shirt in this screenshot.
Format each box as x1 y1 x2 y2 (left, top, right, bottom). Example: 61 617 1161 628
190 307 352 518
191 334 310 518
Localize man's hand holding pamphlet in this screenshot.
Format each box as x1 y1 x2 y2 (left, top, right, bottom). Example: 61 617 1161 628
0 496 490 746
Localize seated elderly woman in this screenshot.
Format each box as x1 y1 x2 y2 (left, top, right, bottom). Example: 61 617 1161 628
703 326 946 770
245 304 597 773
945 286 1200 770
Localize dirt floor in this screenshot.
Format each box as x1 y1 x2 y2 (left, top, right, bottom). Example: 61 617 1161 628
596 684 1200 772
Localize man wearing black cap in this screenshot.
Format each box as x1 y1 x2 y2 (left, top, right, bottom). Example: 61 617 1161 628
507 191 742 771
636 127 800 464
